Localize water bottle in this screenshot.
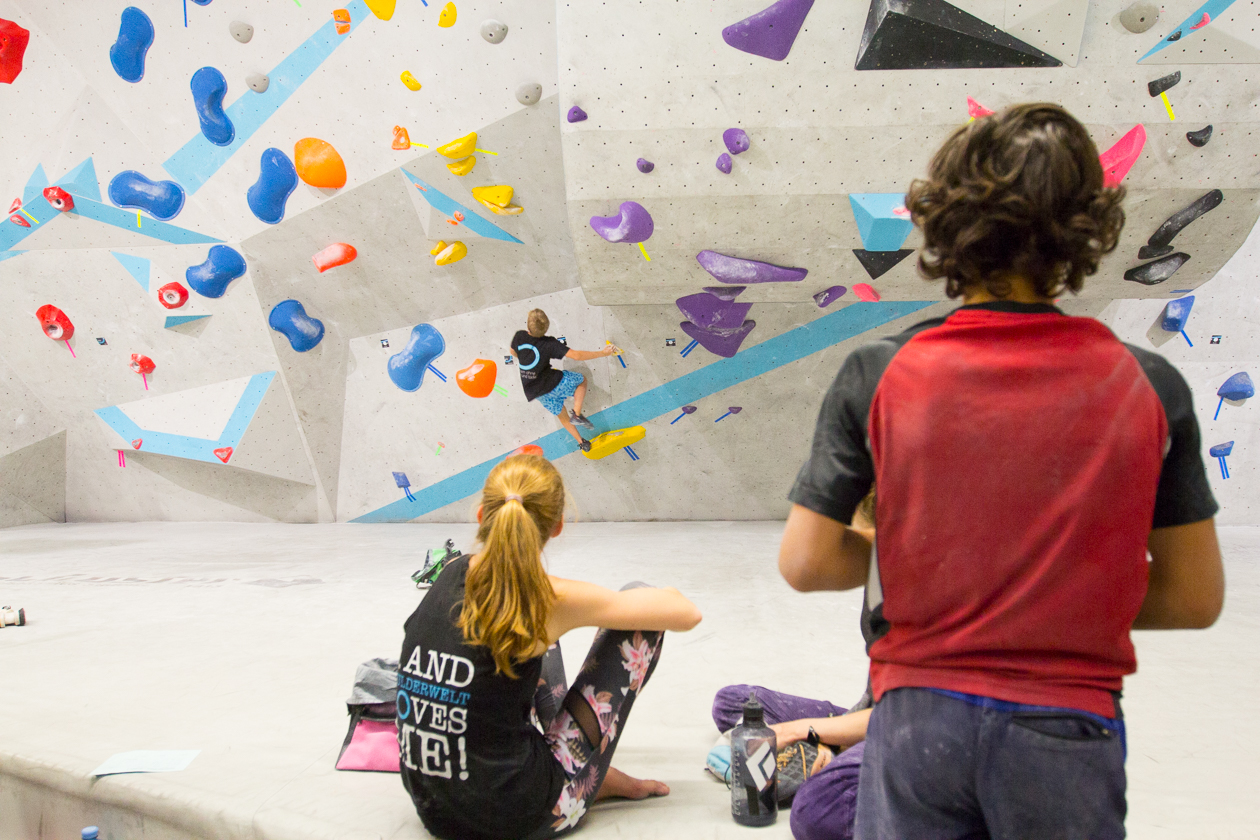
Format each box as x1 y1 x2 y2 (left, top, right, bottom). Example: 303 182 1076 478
730 692 777 826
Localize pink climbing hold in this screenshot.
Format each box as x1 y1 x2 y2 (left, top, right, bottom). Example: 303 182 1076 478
852 283 881 302
1098 124 1146 189
967 97 995 119
1190 12 1211 29
312 242 358 272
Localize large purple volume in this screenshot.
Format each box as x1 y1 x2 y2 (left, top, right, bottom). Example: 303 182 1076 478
676 292 753 329
697 250 808 284
681 320 756 358
722 0 815 61
590 201 654 243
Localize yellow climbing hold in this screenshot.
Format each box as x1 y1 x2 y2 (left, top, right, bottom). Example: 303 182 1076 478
364 0 396 21
437 132 477 159
583 427 646 460
438 2 457 27
400 71 421 91
446 156 476 176
431 240 468 265
471 185 513 207
477 198 523 215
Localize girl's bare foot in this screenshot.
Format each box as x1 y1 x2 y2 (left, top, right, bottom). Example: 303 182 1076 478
594 766 670 801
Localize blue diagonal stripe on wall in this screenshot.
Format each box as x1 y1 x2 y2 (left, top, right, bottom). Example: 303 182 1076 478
401 168 525 244
351 301 934 523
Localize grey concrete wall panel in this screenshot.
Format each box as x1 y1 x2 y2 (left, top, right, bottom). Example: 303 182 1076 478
1004 0 1092 66
122 452 318 523
224 379 317 486
0 431 67 528
0 357 63 459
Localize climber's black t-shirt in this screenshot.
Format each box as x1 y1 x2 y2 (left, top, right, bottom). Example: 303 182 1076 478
399 555 564 840
511 330 569 401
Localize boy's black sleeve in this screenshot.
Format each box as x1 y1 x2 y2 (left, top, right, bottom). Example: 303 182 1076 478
539 337 569 362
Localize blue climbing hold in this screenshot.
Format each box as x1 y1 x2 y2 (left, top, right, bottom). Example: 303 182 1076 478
388 325 446 392
1218 372 1254 402
186 245 247 298
1209 441 1235 457
108 170 186 221
191 0 213 4
269 300 325 352
110 7 154 83
1160 295 1194 333
247 148 298 225
191 67 235 147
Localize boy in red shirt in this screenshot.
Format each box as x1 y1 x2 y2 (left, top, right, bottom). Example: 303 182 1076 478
780 104 1225 840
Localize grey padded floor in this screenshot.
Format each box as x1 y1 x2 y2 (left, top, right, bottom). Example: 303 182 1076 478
1 522 1257 840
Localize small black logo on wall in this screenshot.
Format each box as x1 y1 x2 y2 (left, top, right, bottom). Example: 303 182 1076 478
666 338 676 347
96 337 107 345
504 355 515 366
1211 335 1222 345
381 339 390 348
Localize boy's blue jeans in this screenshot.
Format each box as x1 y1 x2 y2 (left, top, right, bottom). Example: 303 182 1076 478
856 687 1127 840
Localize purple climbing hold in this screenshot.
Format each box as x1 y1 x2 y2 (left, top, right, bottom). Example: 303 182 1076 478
697 250 808 284
813 285 847 307
716 153 733 174
636 158 654 173
590 201 654 243
722 0 815 61
703 285 746 301
567 105 588 123
676 292 753 330
723 128 750 155
680 320 757 358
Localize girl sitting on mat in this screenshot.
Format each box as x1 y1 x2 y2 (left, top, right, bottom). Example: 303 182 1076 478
398 454 703 840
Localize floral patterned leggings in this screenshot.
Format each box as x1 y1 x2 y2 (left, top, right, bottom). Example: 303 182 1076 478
523 612 665 839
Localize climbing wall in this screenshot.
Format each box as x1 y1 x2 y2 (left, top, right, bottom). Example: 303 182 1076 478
1 0 1258 523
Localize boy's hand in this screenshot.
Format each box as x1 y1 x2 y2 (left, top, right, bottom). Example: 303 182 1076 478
605 345 622 357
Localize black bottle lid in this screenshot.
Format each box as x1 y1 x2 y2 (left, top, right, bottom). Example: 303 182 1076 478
742 691 765 727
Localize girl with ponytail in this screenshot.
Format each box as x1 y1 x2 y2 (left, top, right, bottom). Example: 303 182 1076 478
399 454 702 840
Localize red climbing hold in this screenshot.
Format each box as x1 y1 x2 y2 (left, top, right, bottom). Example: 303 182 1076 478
43 186 74 212
132 439 143 449
1098 125 1146 189
158 282 189 309
129 353 155 375
36 305 74 341
312 242 358 272
512 444 545 458
214 446 233 464
8 197 29 226
1190 12 1211 29
0 18 31 85
967 96 995 119
852 283 882 302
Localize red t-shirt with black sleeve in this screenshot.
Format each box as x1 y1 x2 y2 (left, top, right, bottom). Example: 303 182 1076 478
789 302 1218 718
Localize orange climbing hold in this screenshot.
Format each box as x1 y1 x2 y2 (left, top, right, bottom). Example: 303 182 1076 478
512 444 544 458
333 9 351 34
294 138 347 189
456 358 497 398
392 125 411 150
312 242 358 272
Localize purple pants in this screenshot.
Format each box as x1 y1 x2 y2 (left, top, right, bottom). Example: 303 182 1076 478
713 685 865 840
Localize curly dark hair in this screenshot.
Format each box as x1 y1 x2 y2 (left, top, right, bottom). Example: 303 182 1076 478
906 103 1126 299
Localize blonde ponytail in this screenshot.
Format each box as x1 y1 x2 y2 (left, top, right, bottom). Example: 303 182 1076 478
459 454 565 677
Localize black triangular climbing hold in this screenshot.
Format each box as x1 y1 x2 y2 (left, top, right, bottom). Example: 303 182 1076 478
856 0 1062 70
1124 253 1190 286
854 248 914 279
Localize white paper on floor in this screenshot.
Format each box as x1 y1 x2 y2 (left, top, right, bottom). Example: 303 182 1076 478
91 750 201 776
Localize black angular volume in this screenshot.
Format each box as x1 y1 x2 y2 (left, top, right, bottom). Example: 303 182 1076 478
855 0 1062 70
853 248 914 279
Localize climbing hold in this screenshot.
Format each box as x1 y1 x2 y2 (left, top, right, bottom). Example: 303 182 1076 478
511 444 544 457
365 0 396 21
190 0 213 5
636 158 654 173
1218 372 1254 401
1124 253 1190 285
109 7 154 83
157 282 189 309
36 305 74 341
967 96 996 119
456 358 498 398
0 17 31 84
716 153 733 174
696 250 807 284
446 156 476 177
590 202 654 243
583 427 646 460
191 67 235 146
516 83 542 105
1190 12 1211 29
680 320 756 358
854 249 913 279
1138 244 1173 260
852 283 882 302
430 240 467 265
438 132 477 158
567 106 588 123
392 126 412 150
246 73 269 93
1119 1 1159 33
7 198 29 226
43 187 74 213
388 324 446 392
856 0 1059 69
1148 189 1222 248
1097 125 1146 188
677 292 753 330
1186 125 1213 147
312 243 357 272
481 19 508 43
813 286 847 307
703 286 745 301
269 300 325 352
186 245 247 298
294 138 347 189
723 128 750 155
439 2 457 27
1160 296 1194 333
214 446 233 464
1209 441 1233 457
1148 71 1181 97
247 148 298 225
723 0 815 61
108 171 186 221
229 21 253 43
129 354 155 375
333 9 351 34
400 71 422 91
471 185 513 208
850 194 913 251
132 439 143 449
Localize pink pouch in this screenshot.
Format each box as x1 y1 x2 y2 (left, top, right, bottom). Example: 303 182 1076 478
336 712 401 772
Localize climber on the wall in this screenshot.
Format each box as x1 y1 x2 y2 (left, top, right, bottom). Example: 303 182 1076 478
509 309 620 453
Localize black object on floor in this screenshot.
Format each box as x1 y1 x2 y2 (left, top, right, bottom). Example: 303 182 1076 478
1124 253 1190 286
1148 189 1223 248
1187 125 1213 147
855 0 1062 70
1148 71 1181 97
853 248 914 279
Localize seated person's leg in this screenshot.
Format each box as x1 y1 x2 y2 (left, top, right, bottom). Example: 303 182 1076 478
534 642 567 731
790 742 865 840
713 684 848 730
